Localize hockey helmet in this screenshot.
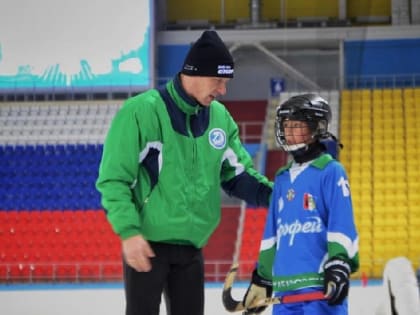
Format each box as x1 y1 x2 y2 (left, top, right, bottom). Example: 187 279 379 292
275 93 332 152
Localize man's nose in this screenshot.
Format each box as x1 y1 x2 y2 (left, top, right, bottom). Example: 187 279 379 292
217 84 227 95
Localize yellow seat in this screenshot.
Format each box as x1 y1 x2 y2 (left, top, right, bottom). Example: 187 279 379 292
403 87 414 99
392 89 402 99
405 146 419 159
382 107 393 117
382 88 392 99
404 98 416 109
372 204 394 215
361 89 372 100
414 87 420 98
341 90 351 101
357 217 372 229
351 90 362 101
359 246 372 259
407 192 420 204
409 216 420 226
372 89 382 99
408 229 420 239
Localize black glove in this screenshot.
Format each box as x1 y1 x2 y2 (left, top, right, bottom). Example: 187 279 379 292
323 258 351 305
243 269 273 314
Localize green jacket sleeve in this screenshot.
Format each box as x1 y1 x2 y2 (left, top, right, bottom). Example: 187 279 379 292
96 101 142 240
220 107 273 206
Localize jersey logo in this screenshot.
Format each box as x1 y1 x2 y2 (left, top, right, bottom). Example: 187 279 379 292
286 189 295 201
209 128 226 149
303 193 316 211
276 217 323 247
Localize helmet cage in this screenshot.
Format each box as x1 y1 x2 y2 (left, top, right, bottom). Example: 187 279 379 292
274 94 331 152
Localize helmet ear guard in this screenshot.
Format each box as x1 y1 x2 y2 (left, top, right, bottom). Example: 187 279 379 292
274 94 334 152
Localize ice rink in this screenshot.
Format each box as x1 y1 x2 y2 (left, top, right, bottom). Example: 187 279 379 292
0 280 386 315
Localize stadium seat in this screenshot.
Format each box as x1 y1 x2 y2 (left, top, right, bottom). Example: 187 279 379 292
56 264 77 281
32 264 54 282
102 264 123 281
8 264 32 282
79 264 101 281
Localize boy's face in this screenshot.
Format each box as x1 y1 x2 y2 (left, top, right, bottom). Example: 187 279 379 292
282 119 313 145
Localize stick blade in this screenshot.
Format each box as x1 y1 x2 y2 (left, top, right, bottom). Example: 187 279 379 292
222 287 244 312
222 263 245 312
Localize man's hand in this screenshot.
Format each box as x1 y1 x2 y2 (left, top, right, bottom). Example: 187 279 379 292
323 258 351 305
243 269 273 314
122 235 155 272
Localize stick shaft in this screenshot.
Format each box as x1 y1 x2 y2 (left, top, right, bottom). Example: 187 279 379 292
251 291 326 308
222 262 326 312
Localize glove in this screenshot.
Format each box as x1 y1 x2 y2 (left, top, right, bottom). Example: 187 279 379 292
243 268 273 314
323 257 351 305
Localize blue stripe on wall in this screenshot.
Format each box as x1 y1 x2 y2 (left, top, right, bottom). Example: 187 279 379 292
345 38 420 88
0 279 382 291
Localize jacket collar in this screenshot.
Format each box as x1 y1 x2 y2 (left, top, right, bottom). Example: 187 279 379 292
165 74 203 115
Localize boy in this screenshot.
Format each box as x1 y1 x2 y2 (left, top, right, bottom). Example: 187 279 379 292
243 94 359 315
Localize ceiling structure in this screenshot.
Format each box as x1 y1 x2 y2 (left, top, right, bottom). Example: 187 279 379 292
157 24 420 90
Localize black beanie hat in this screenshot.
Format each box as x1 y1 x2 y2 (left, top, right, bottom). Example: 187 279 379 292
181 30 234 78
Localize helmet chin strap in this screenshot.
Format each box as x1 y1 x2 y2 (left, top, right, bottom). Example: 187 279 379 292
281 142 307 152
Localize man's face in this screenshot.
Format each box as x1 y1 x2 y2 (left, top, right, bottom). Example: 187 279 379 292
282 119 313 145
189 76 230 106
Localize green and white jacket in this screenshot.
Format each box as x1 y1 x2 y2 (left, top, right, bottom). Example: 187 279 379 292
96 75 272 248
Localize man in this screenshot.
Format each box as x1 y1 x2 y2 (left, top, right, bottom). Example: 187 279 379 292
242 94 359 315
96 30 273 315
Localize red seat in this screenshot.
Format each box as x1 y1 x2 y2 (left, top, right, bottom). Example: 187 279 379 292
9 263 32 282
5 210 19 224
79 264 101 281
50 211 66 223
102 264 123 281
32 264 54 281
0 211 8 223
56 264 77 281
0 265 8 281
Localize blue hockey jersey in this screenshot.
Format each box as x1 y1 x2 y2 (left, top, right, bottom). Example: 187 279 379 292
257 154 359 293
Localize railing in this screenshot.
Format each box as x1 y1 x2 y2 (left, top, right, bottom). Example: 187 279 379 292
237 121 264 143
2 74 420 102
0 261 122 284
345 73 420 89
1 258 400 284
0 260 255 284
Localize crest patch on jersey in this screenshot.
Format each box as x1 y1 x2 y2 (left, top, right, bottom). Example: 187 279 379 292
286 189 295 201
303 193 316 210
209 128 226 149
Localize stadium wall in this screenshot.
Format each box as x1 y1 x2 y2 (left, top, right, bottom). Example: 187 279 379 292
345 38 420 88
157 37 420 99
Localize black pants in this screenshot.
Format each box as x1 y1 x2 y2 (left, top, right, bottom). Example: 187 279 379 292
123 242 204 315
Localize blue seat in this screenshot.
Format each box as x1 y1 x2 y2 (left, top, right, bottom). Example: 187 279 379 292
0 143 108 211
14 145 25 155
2 145 15 156
22 144 35 156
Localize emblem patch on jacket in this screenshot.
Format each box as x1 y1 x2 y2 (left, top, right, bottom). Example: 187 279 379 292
209 128 226 149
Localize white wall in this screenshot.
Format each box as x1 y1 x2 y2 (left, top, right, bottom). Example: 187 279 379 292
0 282 386 315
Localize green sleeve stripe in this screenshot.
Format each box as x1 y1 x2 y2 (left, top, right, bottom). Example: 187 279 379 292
257 246 276 280
327 232 359 258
